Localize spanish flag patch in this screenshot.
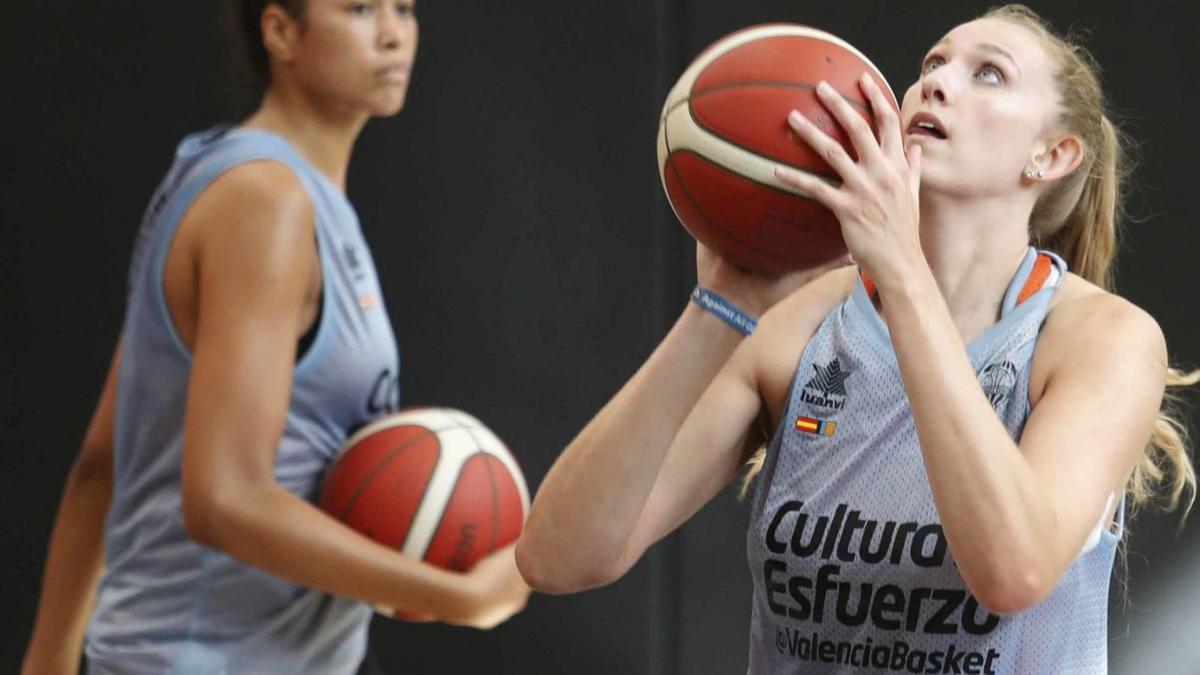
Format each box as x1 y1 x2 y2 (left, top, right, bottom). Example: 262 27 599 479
795 416 837 437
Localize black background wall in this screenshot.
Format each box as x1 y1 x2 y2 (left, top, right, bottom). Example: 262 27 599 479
3 1 1198 673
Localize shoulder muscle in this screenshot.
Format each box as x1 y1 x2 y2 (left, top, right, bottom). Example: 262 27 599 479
187 161 314 273
1032 276 1167 408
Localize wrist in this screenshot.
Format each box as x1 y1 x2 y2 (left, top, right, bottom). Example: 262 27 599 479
690 285 758 335
858 242 920 293
448 570 485 623
873 258 936 305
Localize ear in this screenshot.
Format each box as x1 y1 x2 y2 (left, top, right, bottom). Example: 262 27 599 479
261 4 302 65
1035 134 1085 182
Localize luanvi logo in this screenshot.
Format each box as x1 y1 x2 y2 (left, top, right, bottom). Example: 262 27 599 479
801 358 851 410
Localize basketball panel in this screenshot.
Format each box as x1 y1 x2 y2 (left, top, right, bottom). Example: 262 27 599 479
665 150 846 272
423 454 499 571
400 435 472 558
488 455 526 548
690 84 863 171
337 437 441 550
663 103 818 199
692 34 896 110
319 425 433 518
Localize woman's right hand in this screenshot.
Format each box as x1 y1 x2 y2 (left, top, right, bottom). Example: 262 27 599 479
696 242 852 317
449 544 529 630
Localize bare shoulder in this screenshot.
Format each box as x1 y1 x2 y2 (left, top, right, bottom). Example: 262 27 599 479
164 161 319 346
171 159 320 330
1043 274 1165 354
185 160 313 249
752 265 858 421
1031 273 1167 403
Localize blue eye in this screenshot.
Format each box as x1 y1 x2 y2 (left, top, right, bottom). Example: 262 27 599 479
976 64 1004 85
921 56 945 76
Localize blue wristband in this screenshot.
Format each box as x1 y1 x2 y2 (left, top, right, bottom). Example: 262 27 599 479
691 286 757 335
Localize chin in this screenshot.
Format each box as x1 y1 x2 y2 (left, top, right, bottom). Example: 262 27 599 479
368 92 409 118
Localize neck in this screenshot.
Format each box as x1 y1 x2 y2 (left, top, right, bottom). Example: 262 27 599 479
910 191 1034 339
242 85 368 191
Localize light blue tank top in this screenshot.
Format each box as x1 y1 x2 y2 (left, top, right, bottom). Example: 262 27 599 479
747 248 1121 674
86 126 401 674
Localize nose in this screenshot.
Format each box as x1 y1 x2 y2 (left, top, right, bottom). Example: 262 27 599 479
920 69 949 105
379 7 414 51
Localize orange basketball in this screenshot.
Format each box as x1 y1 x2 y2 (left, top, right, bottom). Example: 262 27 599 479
319 408 530 618
657 24 899 273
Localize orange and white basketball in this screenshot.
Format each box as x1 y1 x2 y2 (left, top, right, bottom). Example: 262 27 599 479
657 24 898 273
319 408 530 617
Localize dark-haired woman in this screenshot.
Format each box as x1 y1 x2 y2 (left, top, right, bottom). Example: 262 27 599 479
22 2 528 673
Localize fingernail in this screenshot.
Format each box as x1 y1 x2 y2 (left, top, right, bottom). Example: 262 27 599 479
789 110 806 126
817 81 832 95
860 73 872 87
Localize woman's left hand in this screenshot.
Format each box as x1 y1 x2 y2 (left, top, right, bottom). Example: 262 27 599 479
774 74 924 290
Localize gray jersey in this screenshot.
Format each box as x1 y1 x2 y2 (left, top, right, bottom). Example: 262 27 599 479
747 248 1120 674
87 127 400 674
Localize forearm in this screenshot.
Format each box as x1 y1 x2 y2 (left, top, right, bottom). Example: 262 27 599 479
23 457 112 675
518 303 743 590
194 483 480 621
882 270 1055 597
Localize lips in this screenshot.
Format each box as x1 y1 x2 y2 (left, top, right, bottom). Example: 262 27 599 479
376 64 410 81
907 112 947 140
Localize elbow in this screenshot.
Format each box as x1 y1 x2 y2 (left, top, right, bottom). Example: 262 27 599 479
966 561 1056 615
180 489 218 548
514 536 621 595
181 481 238 550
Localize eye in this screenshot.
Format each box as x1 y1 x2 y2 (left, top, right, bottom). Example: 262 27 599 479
394 1 415 16
976 63 1004 85
349 2 374 16
921 55 945 76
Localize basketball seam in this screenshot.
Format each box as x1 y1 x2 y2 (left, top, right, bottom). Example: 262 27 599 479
688 80 872 114
676 90 852 181
419 451 482 566
335 414 431 466
481 453 501 554
335 428 438 523
665 148 837 257
667 25 897 112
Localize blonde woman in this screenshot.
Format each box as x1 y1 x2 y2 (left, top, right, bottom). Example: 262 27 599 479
518 5 1195 673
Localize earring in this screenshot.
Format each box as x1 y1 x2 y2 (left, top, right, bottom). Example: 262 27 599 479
1024 168 1044 179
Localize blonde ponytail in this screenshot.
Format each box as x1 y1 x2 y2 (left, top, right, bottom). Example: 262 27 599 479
988 4 1196 518
1131 368 1199 515
1032 115 1122 292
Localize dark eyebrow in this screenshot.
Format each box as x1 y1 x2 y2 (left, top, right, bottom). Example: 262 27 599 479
927 38 1022 76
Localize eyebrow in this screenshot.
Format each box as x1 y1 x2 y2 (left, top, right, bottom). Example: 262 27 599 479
931 38 1022 77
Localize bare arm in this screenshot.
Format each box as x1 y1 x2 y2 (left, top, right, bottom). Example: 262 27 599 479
22 342 121 675
776 75 1163 613
516 254 850 594
884 279 1162 612
178 163 524 627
